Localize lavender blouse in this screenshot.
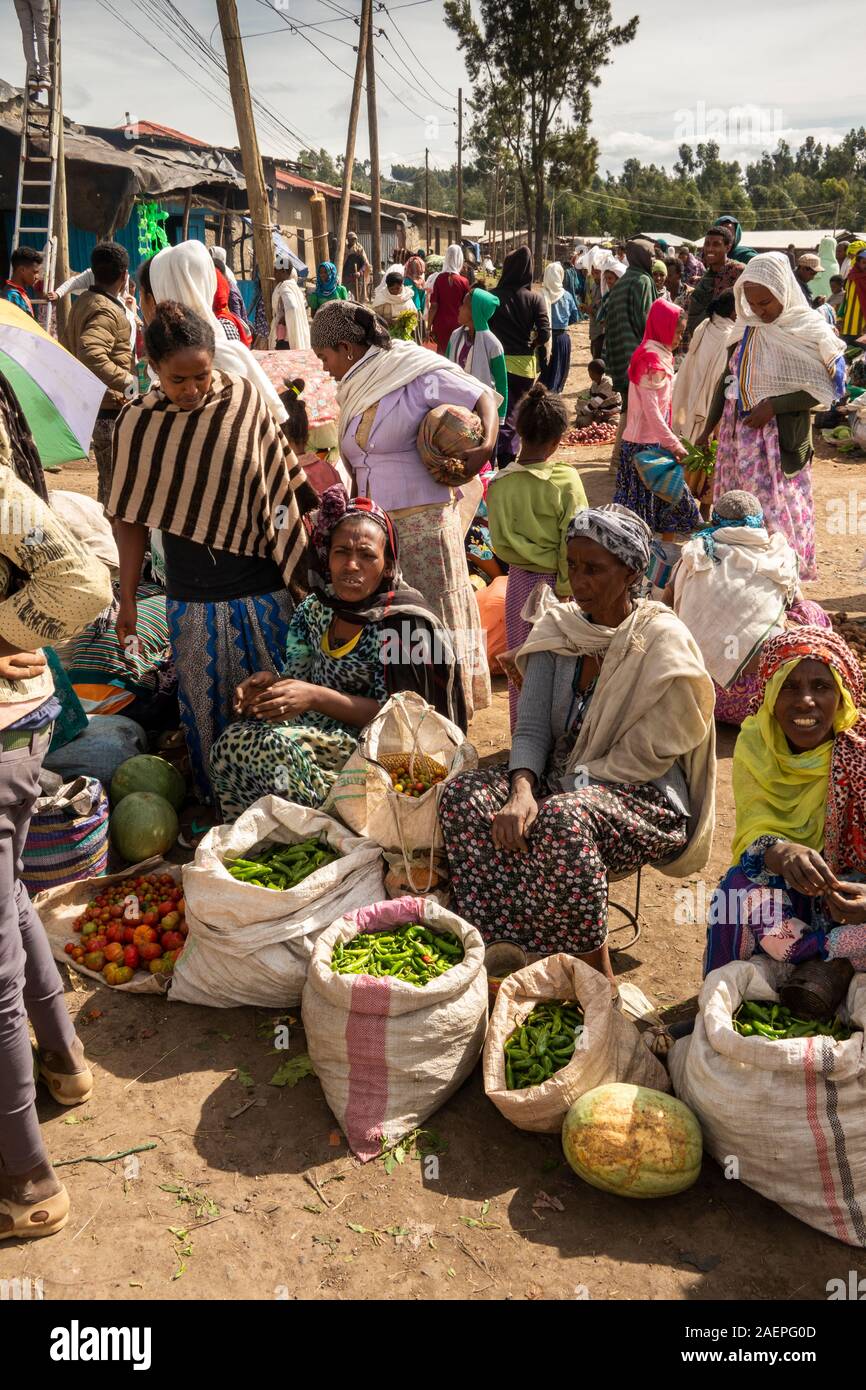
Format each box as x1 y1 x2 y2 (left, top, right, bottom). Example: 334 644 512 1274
341 372 485 511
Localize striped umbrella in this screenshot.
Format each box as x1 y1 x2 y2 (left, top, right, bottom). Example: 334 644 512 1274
0 298 105 470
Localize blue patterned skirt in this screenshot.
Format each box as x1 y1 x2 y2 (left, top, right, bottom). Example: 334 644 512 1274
166 590 293 802
613 439 701 534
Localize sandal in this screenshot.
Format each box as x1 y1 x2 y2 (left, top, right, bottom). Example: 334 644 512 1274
0 1187 70 1241
38 1057 93 1106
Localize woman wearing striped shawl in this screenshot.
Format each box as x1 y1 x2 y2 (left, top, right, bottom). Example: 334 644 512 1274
107 302 317 802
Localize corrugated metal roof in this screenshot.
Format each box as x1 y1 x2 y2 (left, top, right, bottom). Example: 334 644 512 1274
116 120 210 148
274 167 456 221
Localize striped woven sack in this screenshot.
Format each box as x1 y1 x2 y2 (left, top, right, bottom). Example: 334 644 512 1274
634 447 686 505
22 777 109 895
670 957 866 1247
302 895 488 1160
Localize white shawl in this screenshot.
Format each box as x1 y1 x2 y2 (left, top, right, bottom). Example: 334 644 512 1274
269 271 310 350
542 262 565 309
336 340 495 450
150 240 287 423
671 312 735 439
672 528 799 686
731 252 843 409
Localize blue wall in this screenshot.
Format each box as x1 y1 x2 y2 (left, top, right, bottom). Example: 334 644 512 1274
5 204 206 274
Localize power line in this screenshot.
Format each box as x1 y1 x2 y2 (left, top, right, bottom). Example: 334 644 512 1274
378 3 458 102
570 186 840 226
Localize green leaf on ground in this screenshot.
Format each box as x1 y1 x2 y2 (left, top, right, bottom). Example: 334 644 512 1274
269 1054 316 1087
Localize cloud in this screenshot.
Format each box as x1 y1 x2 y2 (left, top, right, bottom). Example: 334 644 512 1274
592 121 853 176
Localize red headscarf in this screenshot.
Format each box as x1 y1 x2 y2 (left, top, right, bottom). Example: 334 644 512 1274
213 268 252 346
757 626 866 875
627 298 683 385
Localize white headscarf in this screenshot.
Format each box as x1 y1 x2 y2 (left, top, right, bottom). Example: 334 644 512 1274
599 256 626 295
731 252 843 410
209 245 238 286
442 244 464 274
269 268 311 351
542 262 565 308
151 241 286 422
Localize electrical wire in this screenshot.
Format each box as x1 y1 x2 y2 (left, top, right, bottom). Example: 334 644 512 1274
378 4 458 102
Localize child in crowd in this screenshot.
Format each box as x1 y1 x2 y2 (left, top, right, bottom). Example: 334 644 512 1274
1 245 42 317
487 382 587 729
447 287 508 419
652 260 670 299
574 357 621 427
828 275 845 310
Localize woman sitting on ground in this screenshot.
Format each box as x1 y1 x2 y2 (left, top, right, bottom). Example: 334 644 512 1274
439 505 716 985
209 485 465 820
706 627 866 974
664 489 831 726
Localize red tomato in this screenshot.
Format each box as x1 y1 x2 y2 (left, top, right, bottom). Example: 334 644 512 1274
123 945 140 970
110 905 124 919
133 925 158 947
175 897 185 916
103 942 124 963
90 935 108 951
122 926 136 944
160 931 184 952
84 950 106 972
105 924 124 943
142 911 158 927
64 942 76 955
139 942 163 962
157 901 174 918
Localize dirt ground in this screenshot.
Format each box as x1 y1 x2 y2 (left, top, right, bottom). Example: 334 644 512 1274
4 324 866 1303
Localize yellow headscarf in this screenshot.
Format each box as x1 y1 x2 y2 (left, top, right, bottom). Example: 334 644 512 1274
731 658 860 860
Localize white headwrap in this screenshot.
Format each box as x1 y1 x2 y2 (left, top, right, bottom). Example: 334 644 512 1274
542 262 565 308
151 241 286 422
731 252 843 410
442 244 464 274
269 269 311 351
599 255 627 295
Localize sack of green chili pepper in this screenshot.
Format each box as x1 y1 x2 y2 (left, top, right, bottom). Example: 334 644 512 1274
669 958 866 1247
172 798 385 1009
302 895 487 1159
483 954 670 1134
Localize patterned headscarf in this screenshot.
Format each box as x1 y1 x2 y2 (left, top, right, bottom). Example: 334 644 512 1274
567 503 652 574
309 484 397 598
316 261 340 299
732 626 866 870
756 626 863 709
309 300 390 352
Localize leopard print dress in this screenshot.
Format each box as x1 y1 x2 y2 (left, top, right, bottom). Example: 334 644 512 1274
209 594 386 820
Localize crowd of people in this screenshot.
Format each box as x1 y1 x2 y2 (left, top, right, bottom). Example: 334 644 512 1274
1 209 866 1242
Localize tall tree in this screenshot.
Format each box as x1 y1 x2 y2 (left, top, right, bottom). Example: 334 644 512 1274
444 0 637 272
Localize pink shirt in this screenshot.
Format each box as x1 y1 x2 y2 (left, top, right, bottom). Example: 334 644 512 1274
622 369 681 453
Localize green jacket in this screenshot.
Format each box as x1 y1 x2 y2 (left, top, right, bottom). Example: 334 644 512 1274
446 288 508 418
486 457 587 593
598 268 655 395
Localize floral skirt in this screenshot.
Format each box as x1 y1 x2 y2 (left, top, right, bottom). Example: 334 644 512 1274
714 398 816 581
706 843 866 975
614 440 702 534
391 498 491 720
209 715 357 822
439 767 688 954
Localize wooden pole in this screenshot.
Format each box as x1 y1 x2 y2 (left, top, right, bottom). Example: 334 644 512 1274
52 1 70 338
181 189 192 241
365 2 381 280
335 0 370 284
309 193 330 269
424 148 430 253
456 88 464 235
216 0 274 323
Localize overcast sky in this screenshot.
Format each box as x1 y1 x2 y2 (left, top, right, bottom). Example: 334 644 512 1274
0 0 860 179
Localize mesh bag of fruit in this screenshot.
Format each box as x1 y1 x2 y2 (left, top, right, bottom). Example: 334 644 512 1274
323 691 477 887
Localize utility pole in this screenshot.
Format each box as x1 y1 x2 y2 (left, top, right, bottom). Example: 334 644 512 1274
365 2 381 279
217 0 274 325
335 0 371 284
52 1 70 338
456 88 463 236
425 148 430 253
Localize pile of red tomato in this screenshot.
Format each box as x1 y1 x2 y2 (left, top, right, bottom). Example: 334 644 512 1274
564 422 619 446
64 873 187 986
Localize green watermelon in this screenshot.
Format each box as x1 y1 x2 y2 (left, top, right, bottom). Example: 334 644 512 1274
111 793 179 863
562 1083 702 1199
111 754 186 811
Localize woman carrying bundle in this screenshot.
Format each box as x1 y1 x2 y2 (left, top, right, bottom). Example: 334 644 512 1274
310 300 499 719
440 505 716 983
698 252 846 582
706 627 866 974
109 302 317 802
210 486 465 819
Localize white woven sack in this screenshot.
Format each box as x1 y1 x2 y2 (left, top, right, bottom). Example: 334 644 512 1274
670 958 866 1246
171 797 384 1008
484 953 670 1134
302 894 487 1159
322 691 477 868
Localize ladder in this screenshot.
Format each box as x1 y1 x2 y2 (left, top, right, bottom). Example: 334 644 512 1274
12 0 62 335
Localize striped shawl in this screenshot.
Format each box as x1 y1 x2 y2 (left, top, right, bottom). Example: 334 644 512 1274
108 371 316 600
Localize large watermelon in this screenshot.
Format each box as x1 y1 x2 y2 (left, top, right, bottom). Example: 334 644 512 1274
111 754 186 811
111 793 179 863
562 1083 702 1199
